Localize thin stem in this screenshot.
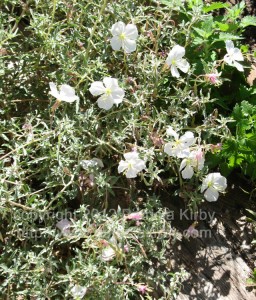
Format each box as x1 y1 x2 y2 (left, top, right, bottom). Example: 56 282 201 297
76 0 108 87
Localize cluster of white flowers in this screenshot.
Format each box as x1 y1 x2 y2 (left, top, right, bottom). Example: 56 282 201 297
48 21 234 213
164 127 195 158
163 126 227 201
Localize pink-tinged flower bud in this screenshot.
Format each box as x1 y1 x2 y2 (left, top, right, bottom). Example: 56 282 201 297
138 285 147 294
126 212 143 221
136 221 141 226
210 143 222 153
195 149 203 161
205 71 222 85
123 244 129 253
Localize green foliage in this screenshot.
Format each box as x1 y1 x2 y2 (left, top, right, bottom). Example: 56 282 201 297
218 101 256 180
0 0 255 298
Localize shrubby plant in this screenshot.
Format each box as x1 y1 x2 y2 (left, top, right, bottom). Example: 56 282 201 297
0 0 255 298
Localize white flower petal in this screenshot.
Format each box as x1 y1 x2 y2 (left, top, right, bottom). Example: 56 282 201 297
126 167 138 178
212 173 227 191
103 77 118 89
166 126 179 139
223 54 233 66
111 21 125 35
171 65 180 78
134 159 146 172
110 36 122 51
112 88 125 104
179 159 187 171
124 152 139 160
181 165 194 179
89 81 105 96
59 84 79 102
124 24 138 39
164 143 175 156
56 219 71 236
172 45 185 59
176 147 190 158
233 48 244 61
123 39 136 53
225 40 234 54
180 131 195 147
177 59 190 73
204 187 219 202
49 82 60 99
71 285 87 299
97 95 114 110
118 160 129 173
92 158 104 168
201 181 208 193
234 61 244 72
101 246 116 261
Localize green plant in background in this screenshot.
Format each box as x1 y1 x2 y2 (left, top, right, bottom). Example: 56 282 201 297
0 0 256 298
208 100 256 182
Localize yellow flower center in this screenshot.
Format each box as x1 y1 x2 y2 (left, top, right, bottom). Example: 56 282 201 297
171 59 176 65
119 33 126 40
128 162 133 169
207 180 213 188
105 88 112 96
175 139 181 146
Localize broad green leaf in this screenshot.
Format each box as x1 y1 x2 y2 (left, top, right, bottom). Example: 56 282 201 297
215 22 229 32
203 2 229 13
217 32 242 41
240 16 256 28
193 27 207 38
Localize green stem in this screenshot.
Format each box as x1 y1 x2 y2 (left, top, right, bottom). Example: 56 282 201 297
76 0 108 87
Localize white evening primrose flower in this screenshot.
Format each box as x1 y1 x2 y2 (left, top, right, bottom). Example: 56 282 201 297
164 127 195 158
101 246 116 262
179 149 205 179
89 77 125 110
80 158 104 169
166 45 190 78
118 152 146 178
49 82 79 103
224 40 244 72
110 21 138 53
71 285 87 299
201 172 227 202
56 219 71 236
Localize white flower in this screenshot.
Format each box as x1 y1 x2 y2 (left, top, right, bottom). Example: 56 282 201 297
164 127 195 158
80 158 104 169
165 45 190 78
179 149 205 179
56 219 71 236
110 21 138 53
71 285 87 299
89 77 125 110
201 172 227 202
118 152 146 178
101 246 116 262
49 82 79 103
224 40 244 72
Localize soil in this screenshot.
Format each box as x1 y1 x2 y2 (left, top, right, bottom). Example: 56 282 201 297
163 174 256 300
